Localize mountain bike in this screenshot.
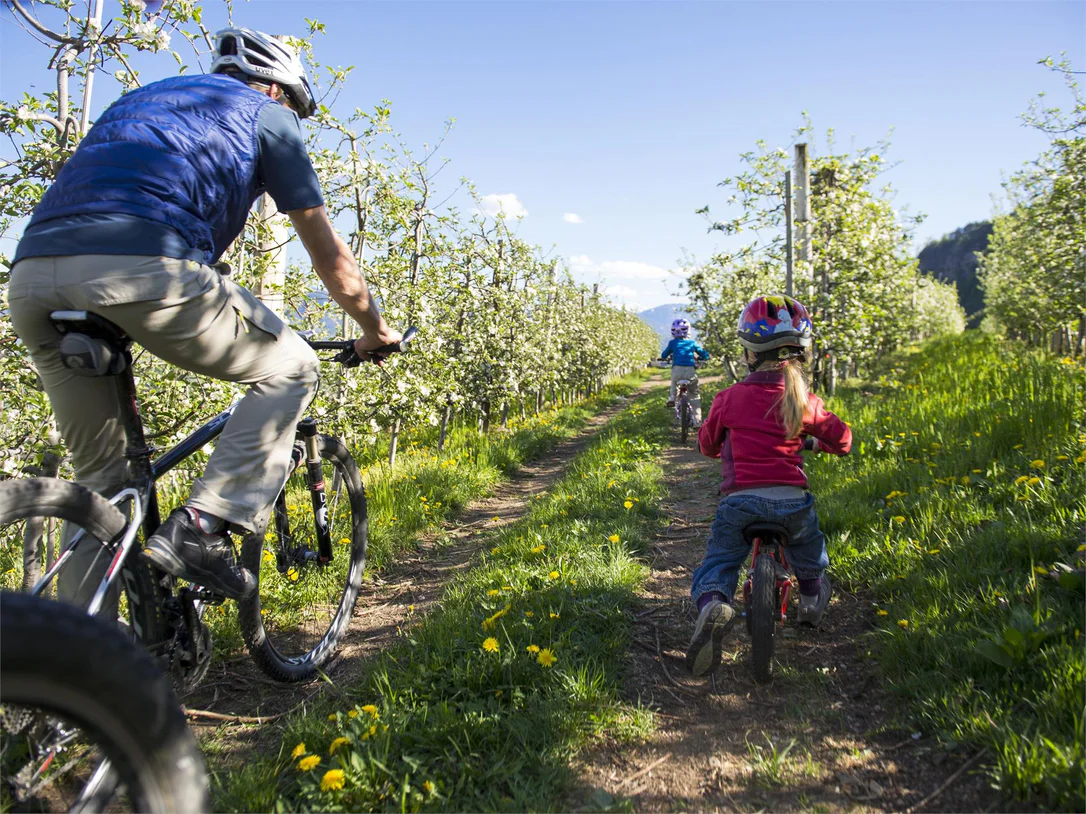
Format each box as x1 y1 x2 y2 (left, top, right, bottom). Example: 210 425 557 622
0 309 416 690
1 590 207 812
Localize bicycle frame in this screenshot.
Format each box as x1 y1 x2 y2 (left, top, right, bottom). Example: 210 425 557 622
741 538 794 624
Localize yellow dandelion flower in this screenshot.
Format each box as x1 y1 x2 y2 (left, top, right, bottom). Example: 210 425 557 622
623 500 633 510
368 724 377 737
524 611 534 617
548 571 559 580
327 713 337 721
321 768 346 792
928 549 940 555
361 705 378 718
974 432 981 438
892 516 906 524
531 544 546 554
491 516 500 522
329 737 349 755
423 780 434 795
287 567 299 582
1027 476 1041 486
960 476 970 486
491 546 501 555
1030 460 1045 469
1077 544 1086 552
972 469 982 474
297 755 320 771
482 637 500 653
263 551 274 563
347 710 358 719
1077 454 1086 464
487 589 501 597
502 586 513 591
291 742 307 759
607 480 616 488
549 612 560 619
876 609 889 617
1014 475 1030 485
1034 566 1048 575
526 644 541 653
537 648 557 667
339 537 350 545
1013 444 1024 450
1056 455 1069 461
897 620 909 629
608 534 620 543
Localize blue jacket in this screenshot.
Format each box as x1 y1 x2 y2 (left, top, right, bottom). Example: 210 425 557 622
661 338 709 367
27 74 275 265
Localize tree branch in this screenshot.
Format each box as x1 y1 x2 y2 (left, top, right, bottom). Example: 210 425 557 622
6 0 71 44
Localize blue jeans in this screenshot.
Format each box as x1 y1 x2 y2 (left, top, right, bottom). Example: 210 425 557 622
690 492 829 603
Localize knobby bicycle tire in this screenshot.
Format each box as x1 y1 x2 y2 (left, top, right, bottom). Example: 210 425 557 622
0 478 171 650
0 591 207 813
238 433 368 682
680 399 691 443
750 553 778 684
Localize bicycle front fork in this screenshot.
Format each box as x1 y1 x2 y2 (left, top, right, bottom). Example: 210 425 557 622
274 419 334 568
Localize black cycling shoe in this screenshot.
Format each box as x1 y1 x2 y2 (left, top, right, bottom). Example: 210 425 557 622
143 509 257 600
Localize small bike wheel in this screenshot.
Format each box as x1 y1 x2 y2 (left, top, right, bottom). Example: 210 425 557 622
680 400 690 443
238 434 367 682
750 553 778 684
0 591 207 813
0 478 170 650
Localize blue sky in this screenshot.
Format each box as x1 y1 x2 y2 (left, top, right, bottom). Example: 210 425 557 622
2 1 1083 311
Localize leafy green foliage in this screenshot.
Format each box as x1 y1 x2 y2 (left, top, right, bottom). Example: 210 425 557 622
812 334 1084 809
686 124 965 383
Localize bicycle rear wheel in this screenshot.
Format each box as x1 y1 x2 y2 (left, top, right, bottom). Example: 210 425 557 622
749 553 778 684
680 400 691 443
0 478 170 650
238 434 367 682
0 591 207 813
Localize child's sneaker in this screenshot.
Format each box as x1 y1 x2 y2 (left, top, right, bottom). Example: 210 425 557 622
797 577 832 627
684 599 736 677
666 399 675 408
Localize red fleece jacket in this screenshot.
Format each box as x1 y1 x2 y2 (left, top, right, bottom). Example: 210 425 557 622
698 371 852 494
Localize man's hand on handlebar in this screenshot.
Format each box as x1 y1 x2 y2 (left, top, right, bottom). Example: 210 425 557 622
354 328 403 362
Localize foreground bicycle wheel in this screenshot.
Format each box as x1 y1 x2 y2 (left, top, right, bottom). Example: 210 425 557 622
238 434 368 682
749 553 778 684
0 591 207 813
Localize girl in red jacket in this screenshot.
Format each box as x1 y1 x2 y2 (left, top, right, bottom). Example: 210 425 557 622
685 295 852 677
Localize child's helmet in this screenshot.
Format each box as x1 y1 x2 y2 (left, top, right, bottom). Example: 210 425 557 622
737 295 813 351
670 318 690 338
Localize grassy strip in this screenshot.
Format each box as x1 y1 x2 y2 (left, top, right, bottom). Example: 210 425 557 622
214 386 673 812
807 334 1084 808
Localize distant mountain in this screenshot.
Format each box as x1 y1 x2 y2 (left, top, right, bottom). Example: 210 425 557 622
918 221 993 328
639 303 695 345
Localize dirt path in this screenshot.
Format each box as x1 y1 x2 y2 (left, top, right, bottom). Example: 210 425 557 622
571 413 1006 813
187 384 655 761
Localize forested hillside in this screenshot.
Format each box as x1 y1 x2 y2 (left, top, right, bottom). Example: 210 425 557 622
917 221 993 326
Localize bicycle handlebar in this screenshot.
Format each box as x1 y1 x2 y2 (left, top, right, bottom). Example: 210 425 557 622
305 326 419 367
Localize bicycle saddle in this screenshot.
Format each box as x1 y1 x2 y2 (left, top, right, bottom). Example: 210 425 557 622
742 521 791 545
50 310 131 377
676 379 691 387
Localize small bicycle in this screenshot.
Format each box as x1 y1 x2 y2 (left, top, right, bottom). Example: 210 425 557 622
739 437 820 684
0 309 416 692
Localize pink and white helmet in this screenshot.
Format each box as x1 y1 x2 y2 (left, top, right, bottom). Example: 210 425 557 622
671 318 690 338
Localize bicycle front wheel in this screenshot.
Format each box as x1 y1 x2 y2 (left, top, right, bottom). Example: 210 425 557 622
749 553 778 684
238 434 368 682
0 591 207 813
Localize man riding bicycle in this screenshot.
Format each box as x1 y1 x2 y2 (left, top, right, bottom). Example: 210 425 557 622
660 318 710 426
8 28 399 602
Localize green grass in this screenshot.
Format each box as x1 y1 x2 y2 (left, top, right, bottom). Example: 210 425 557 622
807 333 1085 810
214 387 673 812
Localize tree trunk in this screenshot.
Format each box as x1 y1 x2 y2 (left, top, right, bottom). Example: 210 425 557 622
388 420 400 467
438 404 452 451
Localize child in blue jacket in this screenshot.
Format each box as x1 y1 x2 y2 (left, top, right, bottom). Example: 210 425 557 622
660 319 710 424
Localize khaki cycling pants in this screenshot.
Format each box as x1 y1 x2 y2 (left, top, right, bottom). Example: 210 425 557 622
669 365 702 423
9 255 320 608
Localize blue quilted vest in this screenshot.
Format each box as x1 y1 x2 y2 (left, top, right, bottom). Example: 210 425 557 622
28 74 275 265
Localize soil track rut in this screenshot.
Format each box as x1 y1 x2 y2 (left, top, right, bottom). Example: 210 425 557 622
572 393 1006 813
187 384 654 761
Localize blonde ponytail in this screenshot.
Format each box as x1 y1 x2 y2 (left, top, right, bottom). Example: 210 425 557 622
774 358 810 439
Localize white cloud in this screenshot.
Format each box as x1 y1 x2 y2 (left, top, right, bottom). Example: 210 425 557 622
567 255 670 281
562 212 584 224
602 284 647 311
478 193 528 219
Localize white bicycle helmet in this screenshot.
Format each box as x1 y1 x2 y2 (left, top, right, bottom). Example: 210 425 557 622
211 27 316 119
